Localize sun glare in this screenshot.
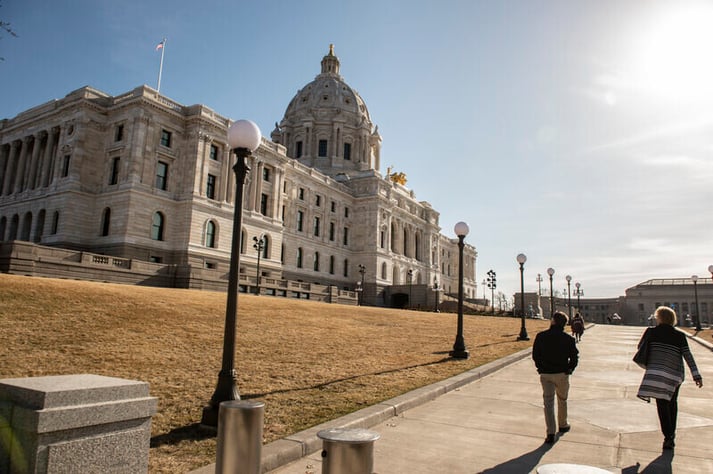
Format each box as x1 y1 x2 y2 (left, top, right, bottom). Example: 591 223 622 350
630 4 713 103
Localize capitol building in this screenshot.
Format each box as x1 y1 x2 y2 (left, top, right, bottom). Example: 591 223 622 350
0 46 477 308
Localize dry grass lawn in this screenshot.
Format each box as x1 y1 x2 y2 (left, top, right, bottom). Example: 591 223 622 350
0 274 550 473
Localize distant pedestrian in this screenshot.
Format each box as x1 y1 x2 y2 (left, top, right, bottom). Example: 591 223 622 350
532 311 579 444
636 306 703 450
571 313 584 342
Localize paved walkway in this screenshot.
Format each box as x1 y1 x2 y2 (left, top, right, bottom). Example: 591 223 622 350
193 325 713 473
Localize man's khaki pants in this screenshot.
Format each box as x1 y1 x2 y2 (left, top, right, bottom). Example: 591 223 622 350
540 372 570 435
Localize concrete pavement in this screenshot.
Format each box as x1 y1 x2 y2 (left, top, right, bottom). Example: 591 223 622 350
194 325 713 473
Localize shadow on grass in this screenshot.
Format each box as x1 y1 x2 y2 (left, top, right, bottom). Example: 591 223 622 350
151 423 214 448
242 357 455 400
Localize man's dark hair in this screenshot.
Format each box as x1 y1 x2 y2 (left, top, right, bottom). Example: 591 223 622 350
552 311 568 328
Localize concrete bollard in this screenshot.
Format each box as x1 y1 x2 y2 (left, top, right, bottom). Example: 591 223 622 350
317 428 380 474
215 400 265 474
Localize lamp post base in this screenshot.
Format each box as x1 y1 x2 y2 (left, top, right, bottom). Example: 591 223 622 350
449 348 470 359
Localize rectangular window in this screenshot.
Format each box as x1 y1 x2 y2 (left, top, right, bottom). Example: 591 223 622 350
260 193 268 215
115 124 124 142
315 195 321 206
329 256 335 274
156 161 168 190
263 167 270 182
344 207 349 218
296 210 304 231
295 141 303 158
206 174 216 199
160 129 172 148
331 201 336 212
281 205 286 223
329 222 335 241
313 217 320 236
343 227 349 246
149 256 163 263
343 259 349 277
210 144 218 160
343 142 351 160
62 155 71 177
109 157 120 185
298 188 304 200
318 139 328 157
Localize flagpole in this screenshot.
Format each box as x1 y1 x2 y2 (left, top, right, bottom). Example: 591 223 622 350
157 38 166 93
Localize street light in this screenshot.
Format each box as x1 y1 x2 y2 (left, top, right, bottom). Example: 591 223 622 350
357 264 366 306
252 234 265 295
487 270 497 314
574 282 583 312
517 253 529 341
407 268 414 308
692 274 701 331
450 221 470 359
433 277 442 313
536 273 543 296
547 268 555 318
565 275 572 320
202 119 262 427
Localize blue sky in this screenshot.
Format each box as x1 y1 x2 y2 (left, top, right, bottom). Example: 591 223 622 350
2 0 713 301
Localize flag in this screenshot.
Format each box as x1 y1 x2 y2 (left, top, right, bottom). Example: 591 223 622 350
155 39 165 51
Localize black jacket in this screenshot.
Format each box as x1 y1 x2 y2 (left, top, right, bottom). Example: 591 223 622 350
532 325 579 374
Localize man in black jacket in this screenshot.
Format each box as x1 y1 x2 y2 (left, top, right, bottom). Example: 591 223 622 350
532 311 579 444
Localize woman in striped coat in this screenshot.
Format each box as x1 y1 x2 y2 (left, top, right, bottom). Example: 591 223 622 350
636 306 703 450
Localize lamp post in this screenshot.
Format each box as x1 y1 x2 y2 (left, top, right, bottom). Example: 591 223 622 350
547 268 555 317
407 268 414 308
357 264 366 306
574 282 583 312
565 275 572 320
252 234 265 295
201 119 262 427
536 273 543 296
692 274 701 331
487 270 497 314
434 277 441 312
517 253 529 341
450 221 470 359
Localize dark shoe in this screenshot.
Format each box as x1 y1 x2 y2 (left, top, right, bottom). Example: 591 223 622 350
663 437 675 450
558 425 571 434
545 434 555 444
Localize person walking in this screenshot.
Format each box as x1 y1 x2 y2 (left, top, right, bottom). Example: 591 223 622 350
532 311 579 444
636 306 703 450
571 312 584 342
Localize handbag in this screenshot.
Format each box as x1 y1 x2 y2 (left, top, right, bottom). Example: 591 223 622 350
633 331 650 369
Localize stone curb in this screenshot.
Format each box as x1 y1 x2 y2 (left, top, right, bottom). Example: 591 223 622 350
191 346 534 473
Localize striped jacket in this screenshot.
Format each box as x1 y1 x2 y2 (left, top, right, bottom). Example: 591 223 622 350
636 324 702 402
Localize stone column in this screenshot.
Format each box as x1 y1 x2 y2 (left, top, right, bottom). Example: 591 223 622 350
26 133 43 190
271 168 282 218
0 143 11 195
224 143 234 204
219 141 230 203
250 160 264 212
39 127 59 188
10 137 29 194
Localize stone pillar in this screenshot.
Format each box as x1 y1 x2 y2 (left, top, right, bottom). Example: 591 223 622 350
2 140 21 195
224 144 233 204
0 374 157 474
13 137 32 194
26 133 43 191
271 168 282 219
219 142 230 203
0 143 11 195
39 128 58 188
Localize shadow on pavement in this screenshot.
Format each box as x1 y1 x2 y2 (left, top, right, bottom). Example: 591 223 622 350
477 443 553 473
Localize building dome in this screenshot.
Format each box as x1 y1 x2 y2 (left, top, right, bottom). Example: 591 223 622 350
271 45 381 176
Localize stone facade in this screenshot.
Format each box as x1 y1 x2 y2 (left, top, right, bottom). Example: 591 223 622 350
0 47 477 307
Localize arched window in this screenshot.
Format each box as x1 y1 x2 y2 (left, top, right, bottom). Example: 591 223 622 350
314 252 320 271
51 211 59 234
35 210 46 242
151 212 164 241
381 262 387 280
297 247 303 268
260 235 269 258
20 212 32 241
205 220 216 248
9 214 19 240
101 208 111 236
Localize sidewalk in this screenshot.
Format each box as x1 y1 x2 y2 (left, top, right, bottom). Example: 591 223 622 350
195 325 713 473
